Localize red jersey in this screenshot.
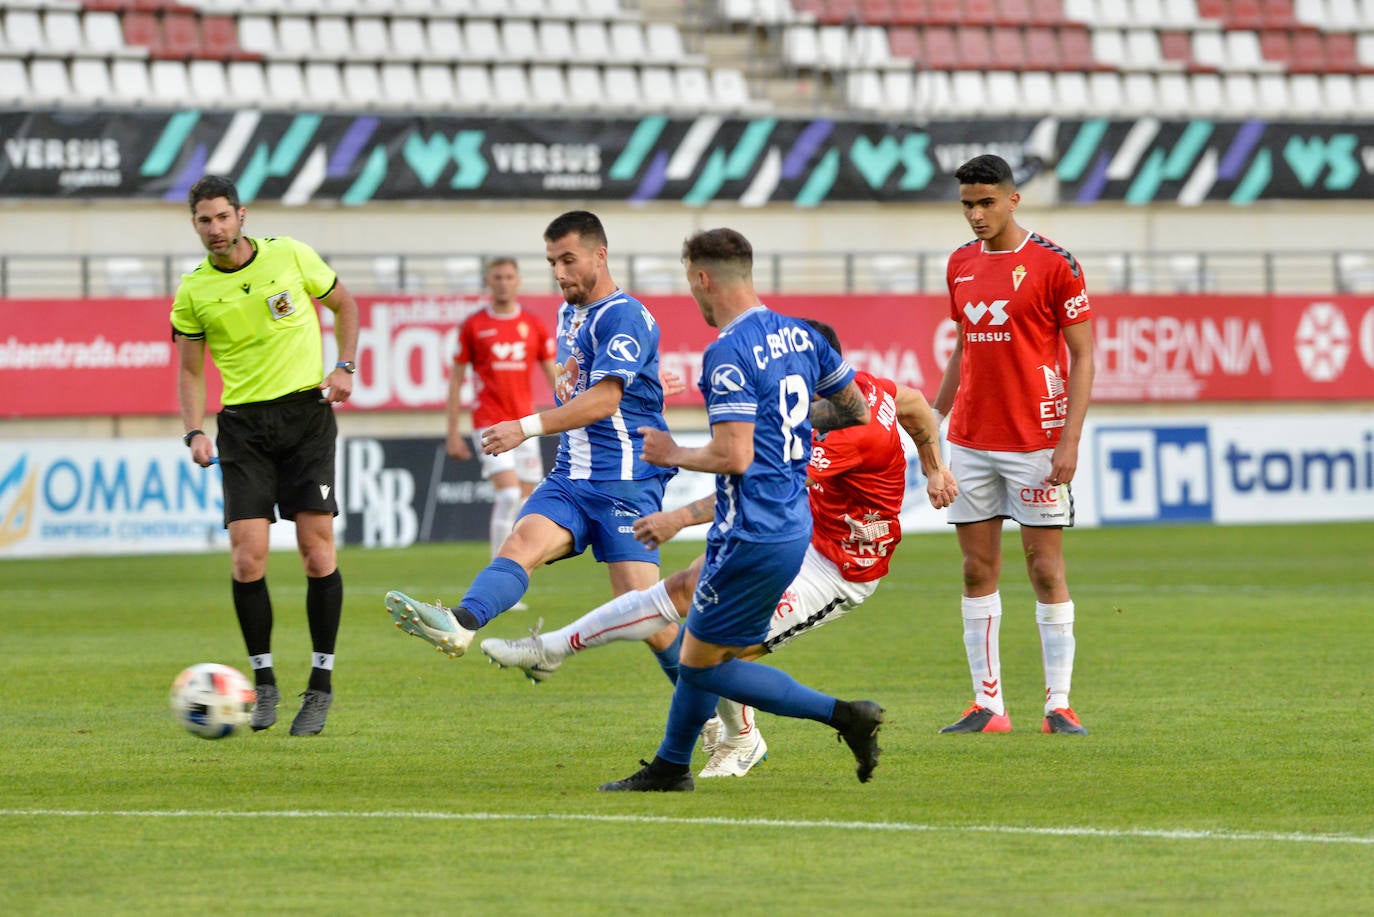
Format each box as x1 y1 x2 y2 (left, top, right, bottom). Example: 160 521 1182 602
945 231 1091 452
454 306 555 428
807 372 907 583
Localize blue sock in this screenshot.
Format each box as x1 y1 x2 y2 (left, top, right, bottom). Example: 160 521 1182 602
680 658 837 724
651 627 684 685
460 557 529 627
654 677 719 766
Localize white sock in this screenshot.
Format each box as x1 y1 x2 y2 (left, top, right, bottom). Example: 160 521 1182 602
489 486 522 558
310 652 334 671
249 652 273 671
542 581 679 659
715 698 755 740
962 592 1004 715
1037 600 1076 713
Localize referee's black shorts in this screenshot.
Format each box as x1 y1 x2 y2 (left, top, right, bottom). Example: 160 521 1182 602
216 388 339 526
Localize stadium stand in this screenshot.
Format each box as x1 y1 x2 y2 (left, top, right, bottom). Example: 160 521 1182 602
2 0 1373 116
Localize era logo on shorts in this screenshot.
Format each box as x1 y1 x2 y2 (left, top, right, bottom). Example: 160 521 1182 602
1095 426 1213 524
963 300 1009 325
606 333 641 363
710 364 747 395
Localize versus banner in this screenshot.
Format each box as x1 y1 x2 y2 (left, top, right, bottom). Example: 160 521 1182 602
5 109 1374 205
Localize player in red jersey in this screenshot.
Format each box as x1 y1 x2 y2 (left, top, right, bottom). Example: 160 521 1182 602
480 320 959 777
931 154 1096 737
448 257 559 566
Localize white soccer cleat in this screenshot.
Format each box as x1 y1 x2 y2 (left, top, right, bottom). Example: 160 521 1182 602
699 715 724 758
698 727 768 778
385 590 476 659
480 620 562 683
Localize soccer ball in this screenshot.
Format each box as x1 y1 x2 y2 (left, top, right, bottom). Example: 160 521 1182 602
169 663 255 739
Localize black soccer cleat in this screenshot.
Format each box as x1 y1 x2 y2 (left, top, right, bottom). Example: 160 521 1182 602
939 704 1012 734
1042 707 1089 735
598 759 694 792
836 700 885 783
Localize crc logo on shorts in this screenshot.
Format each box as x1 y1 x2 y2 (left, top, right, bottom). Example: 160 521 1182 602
1095 425 1213 524
605 333 641 363
710 364 747 395
266 290 295 319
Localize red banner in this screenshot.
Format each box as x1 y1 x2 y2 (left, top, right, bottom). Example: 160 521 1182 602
3 293 1372 417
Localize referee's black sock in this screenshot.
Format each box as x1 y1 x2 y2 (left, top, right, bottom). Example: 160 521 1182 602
232 576 275 687
306 569 343 693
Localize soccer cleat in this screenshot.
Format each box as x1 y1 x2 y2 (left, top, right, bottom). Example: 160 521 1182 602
1042 707 1089 735
939 703 1012 734
250 683 279 731
699 715 724 758
479 620 562 683
836 700 885 783
386 590 476 658
699 728 768 778
598 759 694 792
289 689 332 736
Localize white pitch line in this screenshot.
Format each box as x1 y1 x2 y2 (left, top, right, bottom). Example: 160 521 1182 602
1 810 1370 846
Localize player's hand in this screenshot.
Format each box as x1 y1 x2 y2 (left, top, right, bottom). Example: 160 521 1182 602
322 368 353 404
481 419 524 456
633 508 688 548
448 433 472 461
926 466 959 510
1045 441 1078 488
659 368 687 398
638 426 679 467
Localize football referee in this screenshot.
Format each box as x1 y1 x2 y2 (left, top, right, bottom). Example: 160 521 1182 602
171 174 359 736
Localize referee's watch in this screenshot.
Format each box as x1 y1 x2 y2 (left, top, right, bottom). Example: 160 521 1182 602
183 429 204 447
336 360 357 374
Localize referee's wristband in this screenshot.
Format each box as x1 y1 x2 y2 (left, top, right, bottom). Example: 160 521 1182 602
183 429 204 447
519 414 544 438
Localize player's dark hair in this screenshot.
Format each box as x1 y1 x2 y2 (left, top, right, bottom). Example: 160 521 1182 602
802 318 842 355
954 154 1015 189
188 174 240 213
484 256 519 274
680 228 753 277
544 211 607 248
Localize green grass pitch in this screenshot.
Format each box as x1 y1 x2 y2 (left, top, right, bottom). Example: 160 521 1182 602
2 522 1372 914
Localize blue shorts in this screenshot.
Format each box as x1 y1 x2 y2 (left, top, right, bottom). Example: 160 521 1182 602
519 472 669 565
686 533 810 647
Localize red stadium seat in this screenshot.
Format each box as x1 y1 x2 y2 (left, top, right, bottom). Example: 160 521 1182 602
920 25 959 69
859 0 896 22
888 25 922 58
1258 29 1292 66
954 25 994 69
925 0 963 26
1023 26 1059 70
1027 0 1065 25
1057 27 1104 70
890 0 928 24
1158 30 1194 68
1290 30 1325 72
1322 32 1362 73
156 11 201 60
988 27 1025 70
822 0 863 23
1195 0 1225 19
122 10 161 53
1260 0 1297 28
201 15 257 61
995 0 1032 27
1225 0 1264 30
962 0 999 25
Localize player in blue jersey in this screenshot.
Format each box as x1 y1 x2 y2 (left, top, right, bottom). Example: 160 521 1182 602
599 228 885 792
386 211 681 675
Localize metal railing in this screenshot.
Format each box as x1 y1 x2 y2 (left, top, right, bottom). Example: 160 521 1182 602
2 250 1373 299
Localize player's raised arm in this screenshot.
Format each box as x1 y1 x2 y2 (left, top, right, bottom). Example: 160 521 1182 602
809 379 869 433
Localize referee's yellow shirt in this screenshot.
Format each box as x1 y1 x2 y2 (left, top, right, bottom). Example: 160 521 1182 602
171 236 338 405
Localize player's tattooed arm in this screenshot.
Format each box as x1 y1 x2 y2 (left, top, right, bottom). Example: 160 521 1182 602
810 380 870 433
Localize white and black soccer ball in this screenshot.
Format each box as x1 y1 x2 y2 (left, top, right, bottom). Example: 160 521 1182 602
169 663 254 739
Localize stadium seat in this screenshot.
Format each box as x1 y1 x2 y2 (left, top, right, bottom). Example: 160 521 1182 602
920 26 958 70
265 62 307 107
1057 27 1100 69
887 25 920 58
490 64 532 109
1061 0 1094 22
1023 26 1059 69
417 63 457 108
603 65 642 108
426 18 464 61
455 63 495 108
783 25 820 69
609 21 648 62
645 21 690 63
881 68 913 110
567 65 606 102
529 63 569 106
225 60 268 108
1288 72 1324 109
502 19 541 63
640 66 677 108
1162 0 1201 26
990 26 1026 69
1120 72 1158 113
889 0 928 25
388 19 428 61
816 26 854 69
70 58 113 104
537 20 575 63
156 11 202 60
3 10 43 53
955 25 994 70
352 17 391 61
845 70 883 109
43 10 84 55
237 16 277 57
711 67 757 110
912 68 955 116
1221 71 1258 112
148 60 193 106
1253 72 1292 114
1096 0 1134 26
1156 70 1193 112
380 62 420 106
1191 28 1226 70
111 58 152 104
188 59 228 103
1020 69 1054 109
304 61 346 107
572 21 610 59
675 66 714 107
1052 69 1091 112
1086 70 1125 110
27 59 72 106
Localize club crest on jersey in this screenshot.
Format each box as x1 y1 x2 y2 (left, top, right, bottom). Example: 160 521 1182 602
710 364 747 395
266 290 295 319
1012 264 1027 290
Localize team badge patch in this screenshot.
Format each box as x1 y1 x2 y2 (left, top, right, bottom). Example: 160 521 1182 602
1012 264 1027 291
266 290 295 319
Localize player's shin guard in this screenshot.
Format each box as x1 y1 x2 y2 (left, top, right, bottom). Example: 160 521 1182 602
461 557 530 627
1037 599 1076 712
489 486 521 558
680 658 836 724
543 580 682 655
962 592 1004 714
656 677 720 766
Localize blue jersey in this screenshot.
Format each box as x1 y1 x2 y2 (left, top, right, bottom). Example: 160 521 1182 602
552 288 669 481
700 306 854 544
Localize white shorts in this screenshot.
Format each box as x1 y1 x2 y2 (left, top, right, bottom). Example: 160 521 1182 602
473 428 544 484
946 443 1074 527
763 543 879 652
